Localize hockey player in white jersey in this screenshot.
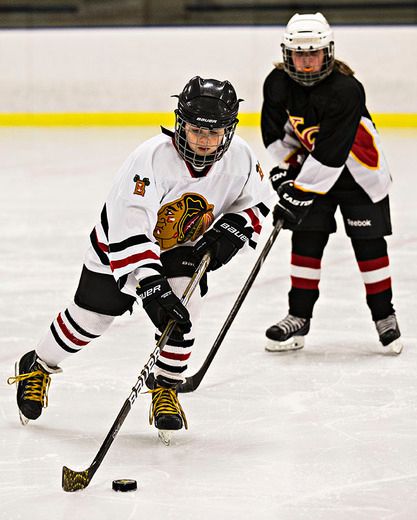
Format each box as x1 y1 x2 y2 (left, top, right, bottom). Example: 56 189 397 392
8 76 271 434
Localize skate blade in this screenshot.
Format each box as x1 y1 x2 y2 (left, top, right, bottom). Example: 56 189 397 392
18 411 30 426
265 336 305 352
386 338 403 355
158 430 172 446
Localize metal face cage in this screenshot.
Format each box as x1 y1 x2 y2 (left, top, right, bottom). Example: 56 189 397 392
282 43 335 87
174 113 237 168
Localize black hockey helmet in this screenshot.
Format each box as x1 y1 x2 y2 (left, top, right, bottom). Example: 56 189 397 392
174 76 241 168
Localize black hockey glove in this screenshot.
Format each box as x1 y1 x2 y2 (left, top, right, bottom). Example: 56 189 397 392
273 181 317 227
137 276 191 334
270 147 306 193
193 213 253 271
269 164 300 193
160 246 208 297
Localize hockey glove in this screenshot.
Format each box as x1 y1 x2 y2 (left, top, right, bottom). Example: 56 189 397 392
193 213 253 271
160 246 208 297
270 147 306 193
137 276 191 334
269 164 300 193
273 181 316 227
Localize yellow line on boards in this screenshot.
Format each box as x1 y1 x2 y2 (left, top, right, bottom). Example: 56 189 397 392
0 113 176 127
371 114 417 128
0 112 415 127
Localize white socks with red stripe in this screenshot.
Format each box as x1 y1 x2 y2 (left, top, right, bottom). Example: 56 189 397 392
36 303 114 366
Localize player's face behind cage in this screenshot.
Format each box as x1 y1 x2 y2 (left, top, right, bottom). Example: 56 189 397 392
174 76 240 168
176 119 234 168
281 12 335 86
283 47 334 87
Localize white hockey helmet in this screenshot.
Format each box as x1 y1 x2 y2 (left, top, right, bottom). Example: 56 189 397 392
282 12 335 86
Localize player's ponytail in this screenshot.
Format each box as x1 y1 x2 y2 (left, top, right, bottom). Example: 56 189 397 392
334 59 355 76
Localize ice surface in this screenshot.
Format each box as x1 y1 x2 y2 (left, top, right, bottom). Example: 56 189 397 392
0 127 416 520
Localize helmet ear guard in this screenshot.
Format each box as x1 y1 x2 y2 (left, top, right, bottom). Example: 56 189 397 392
174 76 241 168
282 12 335 86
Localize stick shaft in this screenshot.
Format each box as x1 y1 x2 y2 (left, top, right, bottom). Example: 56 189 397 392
178 220 284 393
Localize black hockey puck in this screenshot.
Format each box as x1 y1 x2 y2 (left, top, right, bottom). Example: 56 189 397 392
112 479 137 492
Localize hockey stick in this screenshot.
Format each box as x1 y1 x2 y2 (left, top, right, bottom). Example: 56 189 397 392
177 219 284 393
62 252 211 492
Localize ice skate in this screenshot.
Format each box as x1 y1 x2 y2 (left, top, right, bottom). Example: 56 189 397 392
375 314 403 354
148 376 188 446
265 314 310 352
7 350 62 425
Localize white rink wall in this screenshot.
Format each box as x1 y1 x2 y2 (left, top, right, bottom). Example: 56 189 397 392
0 25 416 114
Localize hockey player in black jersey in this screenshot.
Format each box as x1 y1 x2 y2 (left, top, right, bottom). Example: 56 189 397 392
8 76 271 435
261 12 402 354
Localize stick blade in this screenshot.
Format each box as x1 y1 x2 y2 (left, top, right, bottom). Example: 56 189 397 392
177 376 197 393
62 466 92 492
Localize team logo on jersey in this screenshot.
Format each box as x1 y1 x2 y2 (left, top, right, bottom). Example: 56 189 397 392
288 115 320 152
256 162 264 180
133 175 150 196
154 193 215 250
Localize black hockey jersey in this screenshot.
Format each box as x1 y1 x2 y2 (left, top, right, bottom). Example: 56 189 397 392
261 66 391 202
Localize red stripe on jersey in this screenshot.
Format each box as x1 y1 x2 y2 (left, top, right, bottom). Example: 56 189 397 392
291 254 321 269
351 123 379 168
160 350 191 361
57 313 89 347
291 276 320 290
244 208 262 234
365 278 392 295
358 256 389 272
110 250 159 270
95 229 109 253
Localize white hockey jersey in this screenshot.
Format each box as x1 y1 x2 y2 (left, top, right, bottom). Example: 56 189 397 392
84 129 273 297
